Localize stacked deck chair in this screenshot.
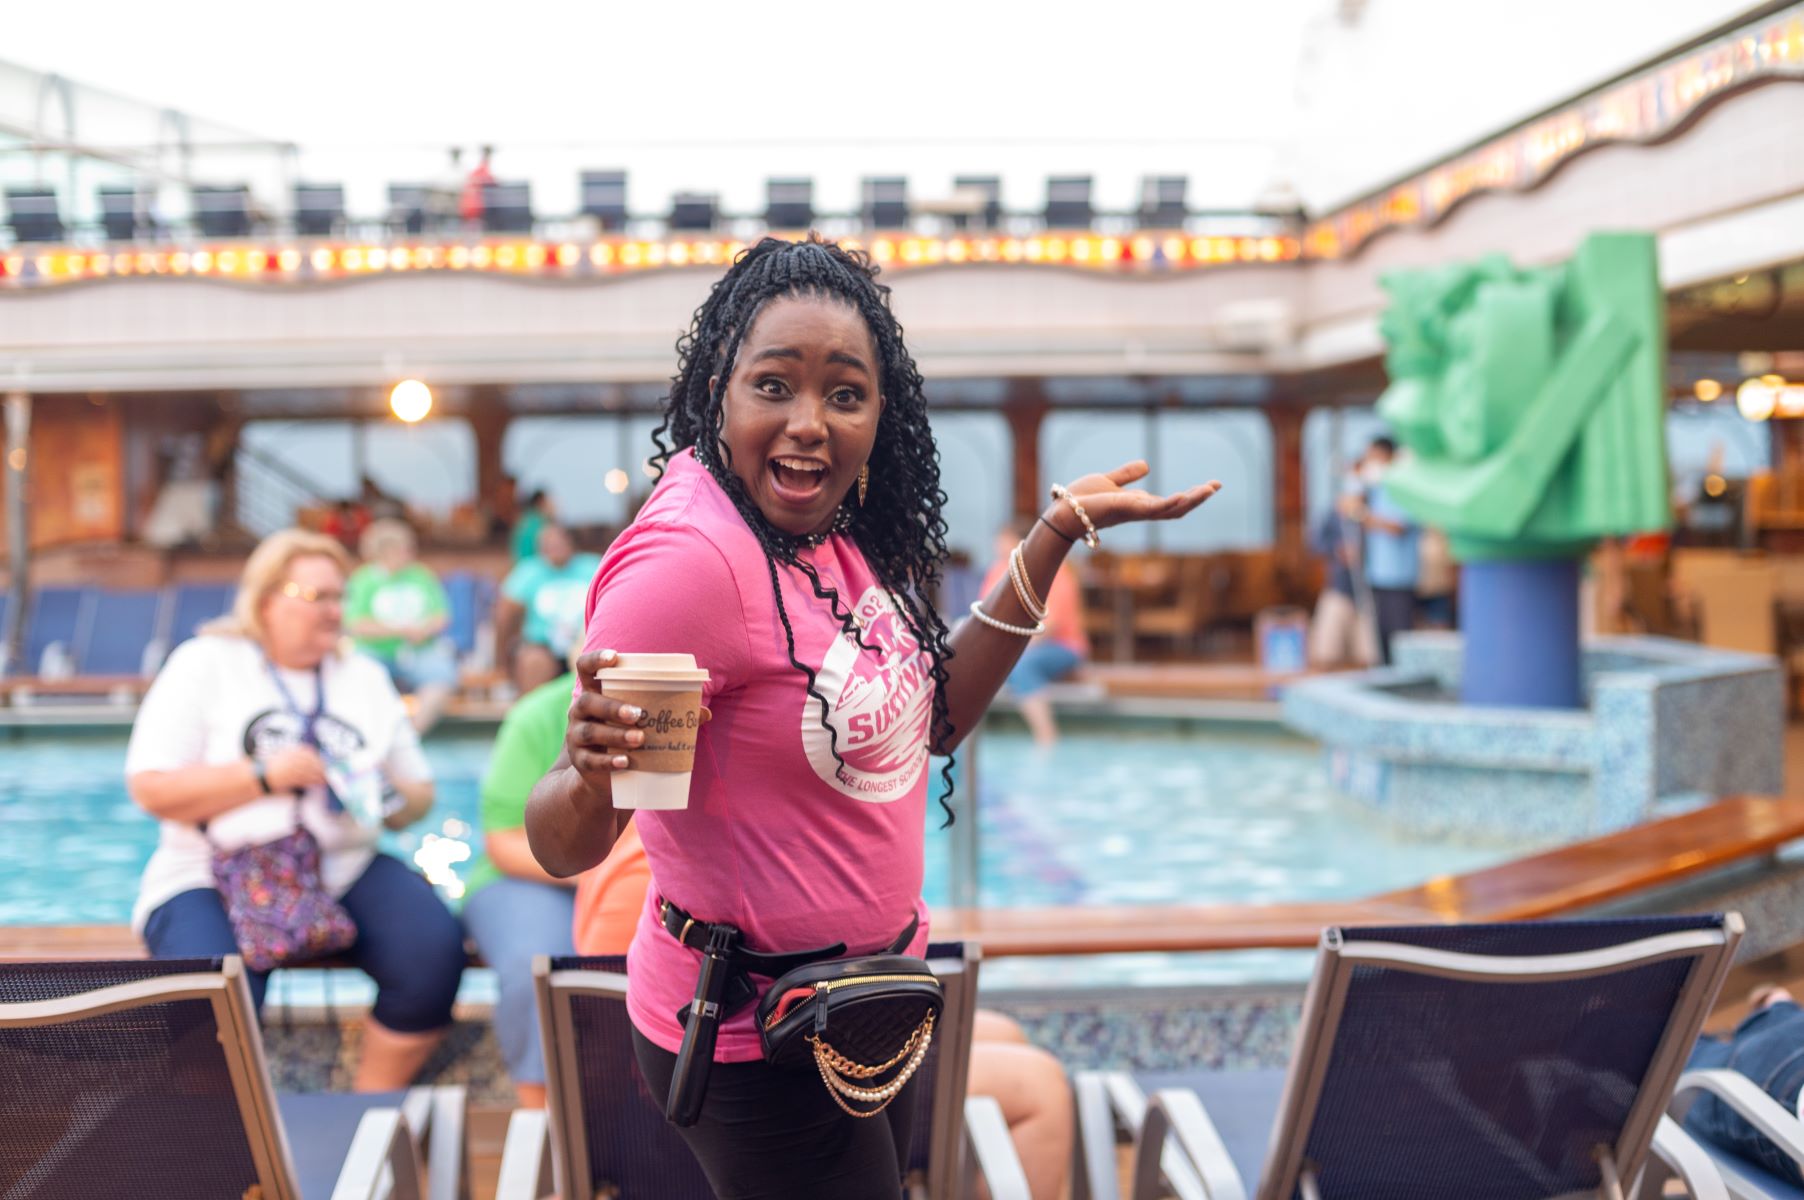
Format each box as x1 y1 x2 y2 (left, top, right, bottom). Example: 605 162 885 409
0 955 465 1200
1671 1067 1804 1199
498 941 1029 1199
1075 915 1744 1200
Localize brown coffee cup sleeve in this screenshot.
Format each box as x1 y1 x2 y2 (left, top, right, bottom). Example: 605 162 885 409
605 686 704 773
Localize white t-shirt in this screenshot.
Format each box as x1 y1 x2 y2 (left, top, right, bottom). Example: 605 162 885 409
124 635 432 933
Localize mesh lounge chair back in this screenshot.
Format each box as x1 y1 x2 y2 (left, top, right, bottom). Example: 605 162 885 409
765 177 815 230
537 940 980 1199
389 184 431 235
6 186 65 243
0 956 301 1199
293 183 345 237
580 170 628 228
481 181 534 233
670 192 717 232
1256 915 1741 1200
863 176 909 229
98 186 143 241
81 588 164 676
192 185 253 238
443 572 489 657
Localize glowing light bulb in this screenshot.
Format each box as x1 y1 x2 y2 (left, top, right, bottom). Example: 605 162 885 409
389 379 433 423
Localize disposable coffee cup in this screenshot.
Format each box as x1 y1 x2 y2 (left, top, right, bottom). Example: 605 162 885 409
598 653 710 810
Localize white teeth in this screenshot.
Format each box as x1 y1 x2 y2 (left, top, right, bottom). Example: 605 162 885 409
774 458 826 474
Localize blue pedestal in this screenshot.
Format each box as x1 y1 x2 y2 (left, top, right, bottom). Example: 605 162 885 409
1460 558 1582 708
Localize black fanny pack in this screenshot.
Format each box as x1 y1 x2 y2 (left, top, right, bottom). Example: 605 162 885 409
659 896 942 1125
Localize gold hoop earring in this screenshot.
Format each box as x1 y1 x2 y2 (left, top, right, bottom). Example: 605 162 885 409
857 465 870 506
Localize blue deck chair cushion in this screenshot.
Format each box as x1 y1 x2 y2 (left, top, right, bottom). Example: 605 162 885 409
277 1090 410 1200
443 572 482 657
1137 1067 1288 1191
81 589 162 676
23 586 89 674
169 582 235 647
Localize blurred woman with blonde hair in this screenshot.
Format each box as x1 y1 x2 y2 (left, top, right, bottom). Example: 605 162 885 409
126 528 464 1090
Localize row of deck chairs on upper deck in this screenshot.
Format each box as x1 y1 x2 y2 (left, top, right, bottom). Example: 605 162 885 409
0 571 499 704
8 915 1799 1199
8 173 1201 246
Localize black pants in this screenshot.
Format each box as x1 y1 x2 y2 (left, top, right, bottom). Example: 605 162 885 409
632 1027 919 1200
1371 586 1418 665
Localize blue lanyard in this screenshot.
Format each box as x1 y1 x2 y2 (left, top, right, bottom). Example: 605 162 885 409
263 656 342 811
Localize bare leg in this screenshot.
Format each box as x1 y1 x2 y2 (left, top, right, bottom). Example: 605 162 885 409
410 683 454 734
353 1017 446 1092
967 1041 1073 1200
514 1082 547 1108
1019 696 1058 749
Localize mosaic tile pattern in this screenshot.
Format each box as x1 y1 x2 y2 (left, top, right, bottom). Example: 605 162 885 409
1284 633 1782 842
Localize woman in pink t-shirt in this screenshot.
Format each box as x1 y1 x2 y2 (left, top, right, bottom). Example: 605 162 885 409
526 237 1218 1199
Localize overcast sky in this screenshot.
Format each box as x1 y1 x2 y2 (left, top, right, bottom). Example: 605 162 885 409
0 0 1760 217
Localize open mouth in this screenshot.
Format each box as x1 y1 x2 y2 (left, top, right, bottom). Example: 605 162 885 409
768 456 830 504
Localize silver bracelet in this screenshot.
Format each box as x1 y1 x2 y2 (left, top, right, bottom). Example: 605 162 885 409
1007 543 1048 623
1049 483 1100 548
968 599 1044 638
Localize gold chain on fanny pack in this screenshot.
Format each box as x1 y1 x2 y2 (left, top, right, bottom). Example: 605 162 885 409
808 1011 936 1118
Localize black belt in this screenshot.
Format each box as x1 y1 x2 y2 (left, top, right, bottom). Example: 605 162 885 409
657 894 922 1127
658 894 918 979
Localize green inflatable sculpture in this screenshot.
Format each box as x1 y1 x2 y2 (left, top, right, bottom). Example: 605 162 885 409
1372 232 1672 707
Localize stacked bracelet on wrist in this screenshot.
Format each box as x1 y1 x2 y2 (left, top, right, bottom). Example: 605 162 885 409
1007 543 1047 624
1049 483 1100 548
969 599 1045 638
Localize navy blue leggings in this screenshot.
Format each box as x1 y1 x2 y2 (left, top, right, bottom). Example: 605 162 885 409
142 852 465 1033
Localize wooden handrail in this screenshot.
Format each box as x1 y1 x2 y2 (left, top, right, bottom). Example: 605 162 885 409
4 795 1802 964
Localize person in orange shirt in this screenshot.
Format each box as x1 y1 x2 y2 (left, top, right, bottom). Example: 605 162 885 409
460 144 496 229
978 517 1090 747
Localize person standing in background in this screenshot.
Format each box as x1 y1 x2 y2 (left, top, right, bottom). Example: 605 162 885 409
1308 452 1378 668
461 144 495 230
1342 437 1419 664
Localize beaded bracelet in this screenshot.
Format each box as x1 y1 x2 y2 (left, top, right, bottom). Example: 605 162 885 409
969 599 1044 638
1049 483 1100 549
1007 543 1048 623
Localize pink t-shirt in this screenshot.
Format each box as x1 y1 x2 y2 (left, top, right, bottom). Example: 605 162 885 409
582 449 933 1061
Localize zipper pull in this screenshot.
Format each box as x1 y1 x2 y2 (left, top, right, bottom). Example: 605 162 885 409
814 982 830 1035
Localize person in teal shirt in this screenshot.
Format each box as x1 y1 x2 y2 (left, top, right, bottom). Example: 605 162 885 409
460 670 576 1108
344 519 458 732
509 489 552 562
498 522 600 692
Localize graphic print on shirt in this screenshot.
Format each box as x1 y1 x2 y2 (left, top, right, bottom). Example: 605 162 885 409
241 708 367 765
801 585 932 801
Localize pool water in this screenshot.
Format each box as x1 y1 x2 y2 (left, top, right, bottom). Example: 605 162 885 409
0 726 1543 988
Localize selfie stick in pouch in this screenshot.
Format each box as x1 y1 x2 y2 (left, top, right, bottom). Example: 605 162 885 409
667 922 740 1126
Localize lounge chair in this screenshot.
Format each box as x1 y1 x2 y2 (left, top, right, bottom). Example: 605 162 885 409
1075 915 1743 1200
1671 1069 1804 1199
497 941 1029 1199
0 956 465 1200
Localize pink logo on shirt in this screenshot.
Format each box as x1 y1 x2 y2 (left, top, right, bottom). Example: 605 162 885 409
801 585 932 801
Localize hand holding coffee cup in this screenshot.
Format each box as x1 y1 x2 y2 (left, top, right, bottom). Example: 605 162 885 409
568 650 711 808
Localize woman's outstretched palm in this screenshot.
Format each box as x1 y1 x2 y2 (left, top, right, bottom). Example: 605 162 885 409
1064 460 1219 531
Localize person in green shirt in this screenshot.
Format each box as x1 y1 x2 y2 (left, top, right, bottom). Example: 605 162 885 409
344 519 458 733
497 522 602 693
460 670 576 1109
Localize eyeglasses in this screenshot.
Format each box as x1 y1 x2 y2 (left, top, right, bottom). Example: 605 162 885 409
280 581 345 605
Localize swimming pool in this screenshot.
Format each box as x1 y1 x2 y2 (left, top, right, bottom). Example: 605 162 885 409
0 724 1545 988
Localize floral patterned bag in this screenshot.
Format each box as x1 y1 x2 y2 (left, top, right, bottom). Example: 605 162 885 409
208 804 357 973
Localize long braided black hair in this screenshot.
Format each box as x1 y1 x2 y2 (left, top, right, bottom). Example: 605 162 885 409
648 236 959 824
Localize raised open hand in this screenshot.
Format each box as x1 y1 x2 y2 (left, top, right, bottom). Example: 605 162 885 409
1048 460 1220 538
